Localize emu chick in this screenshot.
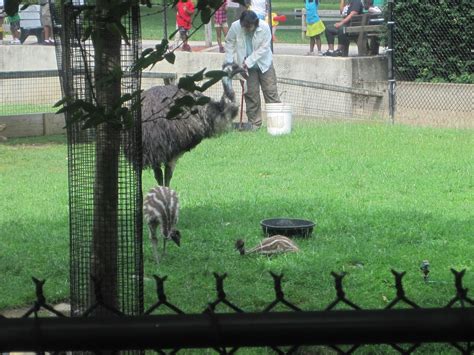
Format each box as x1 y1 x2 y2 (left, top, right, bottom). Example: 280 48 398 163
143 186 181 264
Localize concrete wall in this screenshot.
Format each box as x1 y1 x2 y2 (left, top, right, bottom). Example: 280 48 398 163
144 52 388 120
0 113 65 138
0 45 389 138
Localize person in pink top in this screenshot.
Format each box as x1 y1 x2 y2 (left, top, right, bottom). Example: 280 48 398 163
214 1 228 53
176 0 195 52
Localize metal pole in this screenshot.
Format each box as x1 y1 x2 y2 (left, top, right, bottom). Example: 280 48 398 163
1 308 473 351
268 0 273 52
387 0 395 124
163 0 168 39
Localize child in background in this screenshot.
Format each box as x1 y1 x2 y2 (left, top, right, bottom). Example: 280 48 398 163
176 0 195 52
305 0 325 55
214 1 228 53
7 10 21 44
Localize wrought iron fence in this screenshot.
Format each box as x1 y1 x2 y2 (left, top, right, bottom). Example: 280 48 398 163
1 269 472 353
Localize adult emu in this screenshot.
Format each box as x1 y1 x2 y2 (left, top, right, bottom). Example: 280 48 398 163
141 68 241 186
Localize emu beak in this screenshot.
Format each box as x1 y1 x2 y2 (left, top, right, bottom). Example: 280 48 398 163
171 231 181 247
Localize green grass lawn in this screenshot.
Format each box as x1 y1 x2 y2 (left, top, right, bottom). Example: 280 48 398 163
1 121 472 316
1 104 56 116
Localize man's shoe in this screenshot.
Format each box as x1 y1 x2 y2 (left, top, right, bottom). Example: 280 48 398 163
322 50 334 56
333 49 344 57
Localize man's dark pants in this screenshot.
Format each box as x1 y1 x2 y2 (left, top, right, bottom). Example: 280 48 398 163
244 63 280 127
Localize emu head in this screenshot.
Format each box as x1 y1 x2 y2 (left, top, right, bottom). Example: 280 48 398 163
235 239 245 255
170 229 181 247
209 63 246 133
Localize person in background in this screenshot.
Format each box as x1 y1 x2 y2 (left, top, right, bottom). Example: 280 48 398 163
176 0 195 52
266 12 286 42
245 0 266 20
323 0 363 56
365 0 382 14
39 0 54 44
7 9 20 44
214 1 228 53
224 10 280 131
305 0 325 55
0 0 5 45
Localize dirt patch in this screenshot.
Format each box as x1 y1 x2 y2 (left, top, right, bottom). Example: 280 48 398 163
1 302 70 318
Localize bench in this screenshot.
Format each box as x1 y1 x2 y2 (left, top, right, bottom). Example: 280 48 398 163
343 13 384 56
300 9 384 56
19 5 44 44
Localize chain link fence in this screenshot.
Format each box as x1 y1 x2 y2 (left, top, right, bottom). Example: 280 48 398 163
2 2 472 129
392 0 473 128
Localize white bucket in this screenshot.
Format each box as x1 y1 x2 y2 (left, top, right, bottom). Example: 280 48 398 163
265 103 293 135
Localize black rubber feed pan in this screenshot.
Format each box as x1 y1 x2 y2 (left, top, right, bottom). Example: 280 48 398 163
261 218 315 238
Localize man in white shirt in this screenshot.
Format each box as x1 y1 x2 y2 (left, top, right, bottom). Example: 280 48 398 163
224 10 280 130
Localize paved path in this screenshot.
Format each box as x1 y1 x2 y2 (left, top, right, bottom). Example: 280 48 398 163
10 36 362 56
144 40 362 57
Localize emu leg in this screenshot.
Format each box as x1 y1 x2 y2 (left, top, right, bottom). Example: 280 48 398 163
148 224 160 264
164 160 177 187
153 165 164 186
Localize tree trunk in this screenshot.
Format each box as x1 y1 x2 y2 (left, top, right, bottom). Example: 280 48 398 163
91 1 122 314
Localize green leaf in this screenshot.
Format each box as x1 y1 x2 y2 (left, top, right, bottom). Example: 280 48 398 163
81 26 93 42
198 77 220 92
204 70 227 80
110 1 132 18
175 95 196 107
178 76 197 92
79 100 99 114
5 0 21 16
106 22 130 45
53 97 70 108
200 7 212 24
191 68 206 81
196 0 207 10
82 116 104 130
141 48 154 57
166 105 184 119
196 96 211 105
142 0 152 8
155 40 169 56
169 28 179 41
164 52 176 64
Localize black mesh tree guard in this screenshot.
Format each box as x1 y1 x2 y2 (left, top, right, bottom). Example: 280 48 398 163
51 0 143 316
